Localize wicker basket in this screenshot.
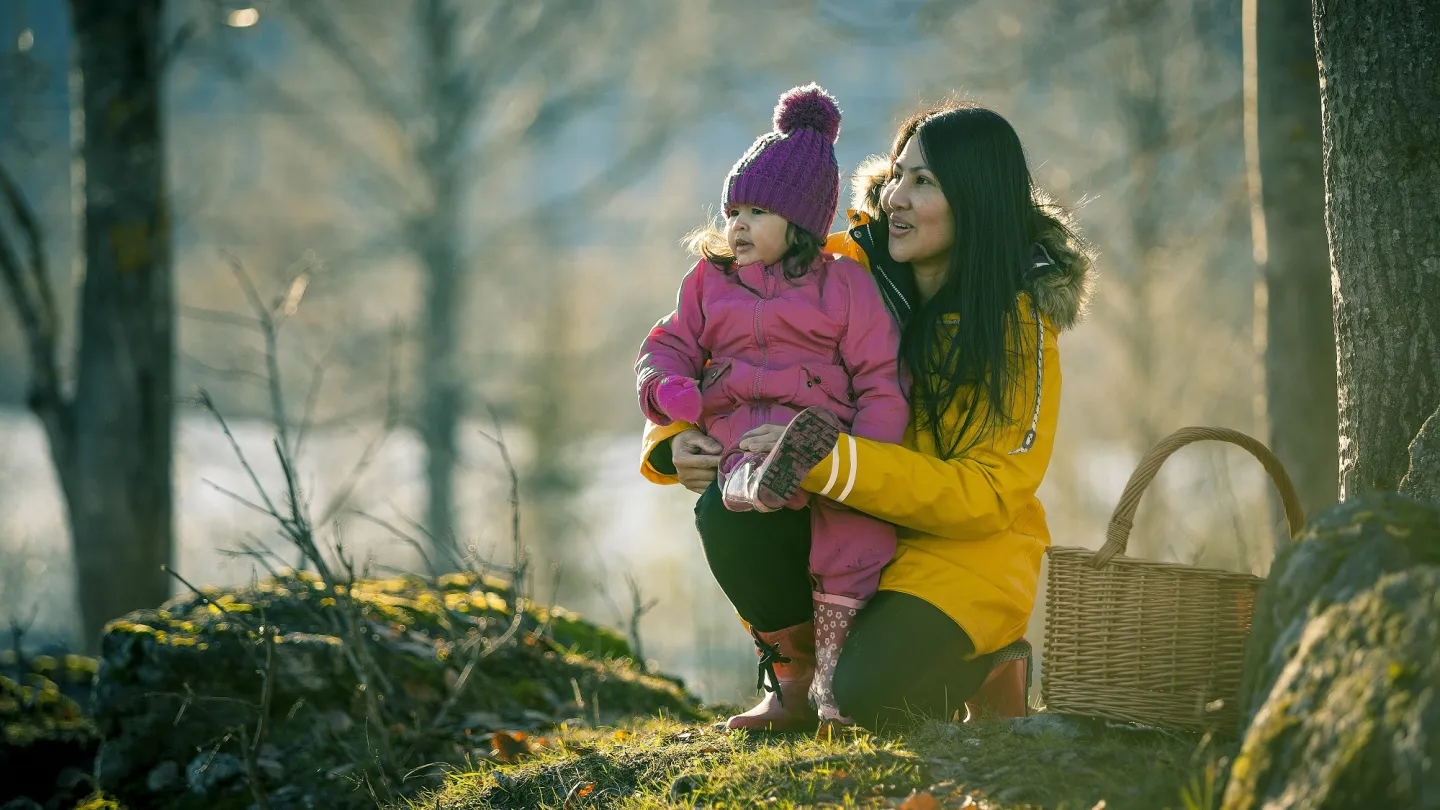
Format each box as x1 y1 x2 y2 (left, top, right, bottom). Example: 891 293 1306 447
1041 427 1305 734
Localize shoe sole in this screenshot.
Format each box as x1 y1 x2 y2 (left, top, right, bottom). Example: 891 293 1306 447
755 409 840 508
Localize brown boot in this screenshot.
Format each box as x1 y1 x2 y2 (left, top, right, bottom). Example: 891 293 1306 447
810 593 865 734
726 622 818 732
964 639 1032 721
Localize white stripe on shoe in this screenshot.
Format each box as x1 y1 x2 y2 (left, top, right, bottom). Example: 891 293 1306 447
836 434 859 502
820 446 841 498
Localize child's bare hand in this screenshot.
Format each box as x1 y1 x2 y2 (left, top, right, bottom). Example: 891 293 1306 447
737 423 787 454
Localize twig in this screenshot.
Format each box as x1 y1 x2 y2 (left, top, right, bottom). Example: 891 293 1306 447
478 405 525 614
6 604 38 677
194 389 282 519
534 564 565 641
162 565 260 633
623 572 659 669
252 607 276 751
290 343 338 462
351 510 439 577
430 604 526 729
237 725 273 810
178 304 260 330
384 502 466 572
202 478 285 521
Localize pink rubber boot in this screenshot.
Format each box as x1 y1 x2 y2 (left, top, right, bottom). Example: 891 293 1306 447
726 622 819 733
811 593 865 737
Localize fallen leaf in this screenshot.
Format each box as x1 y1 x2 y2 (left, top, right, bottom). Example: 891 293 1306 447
491 730 533 764
613 729 632 741
896 790 941 810
563 780 597 806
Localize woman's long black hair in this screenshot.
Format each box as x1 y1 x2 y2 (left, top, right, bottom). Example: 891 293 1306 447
890 102 1037 459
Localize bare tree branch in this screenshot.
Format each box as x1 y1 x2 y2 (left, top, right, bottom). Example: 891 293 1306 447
0 161 68 448
284 0 415 127
194 21 421 207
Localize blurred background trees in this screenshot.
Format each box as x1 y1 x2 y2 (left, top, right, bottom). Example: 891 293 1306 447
1 0 1343 699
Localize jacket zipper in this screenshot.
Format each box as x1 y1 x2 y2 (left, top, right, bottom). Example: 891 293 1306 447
851 223 911 323
753 275 767 401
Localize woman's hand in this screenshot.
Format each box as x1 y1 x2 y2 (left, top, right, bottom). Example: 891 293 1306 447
737 423 788 454
671 429 723 494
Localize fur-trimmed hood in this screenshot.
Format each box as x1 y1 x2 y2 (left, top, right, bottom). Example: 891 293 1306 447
847 155 1096 332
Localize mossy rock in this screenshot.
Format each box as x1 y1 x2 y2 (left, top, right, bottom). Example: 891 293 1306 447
1238 492 1440 728
0 666 99 809
1222 565 1440 809
92 571 700 810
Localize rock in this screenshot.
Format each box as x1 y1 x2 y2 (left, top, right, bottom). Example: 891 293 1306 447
1399 402 1440 504
1009 713 1088 739
1237 492 1440 728
146 760 181 793
1223 565 1440 809
670 773 705 799
256 784 314 810
91 571 700 809
0 798 44 810
256 757 284 782
186 752 244 795
0 665 100 810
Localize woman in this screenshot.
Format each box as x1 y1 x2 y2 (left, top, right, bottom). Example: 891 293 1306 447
640 100 1095 732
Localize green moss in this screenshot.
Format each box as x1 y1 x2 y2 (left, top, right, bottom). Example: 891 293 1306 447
0 672 96 744
94 571 696 810
418 715 1221 810
73 791 127 810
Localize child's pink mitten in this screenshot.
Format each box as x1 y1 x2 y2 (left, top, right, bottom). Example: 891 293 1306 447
656 376 702 424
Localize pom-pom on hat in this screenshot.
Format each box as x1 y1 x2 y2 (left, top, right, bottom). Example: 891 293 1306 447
722 83 842 240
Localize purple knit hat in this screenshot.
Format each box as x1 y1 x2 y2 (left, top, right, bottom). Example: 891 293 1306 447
723 84 842 240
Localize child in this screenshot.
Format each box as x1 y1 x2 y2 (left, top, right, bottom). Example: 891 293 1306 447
635 84 909 729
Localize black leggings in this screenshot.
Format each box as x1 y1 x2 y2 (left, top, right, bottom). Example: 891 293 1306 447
695 482 993 731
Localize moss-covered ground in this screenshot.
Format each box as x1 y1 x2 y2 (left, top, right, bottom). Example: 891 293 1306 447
410 713 1229 810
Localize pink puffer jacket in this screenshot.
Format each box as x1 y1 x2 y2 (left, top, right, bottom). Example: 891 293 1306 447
636 256 908 454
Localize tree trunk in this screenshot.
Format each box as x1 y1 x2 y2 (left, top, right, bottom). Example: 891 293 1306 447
1312 0 1440 499
67 0 174 649
417 0 466 560
1251 0 1337 518
418 181 462 556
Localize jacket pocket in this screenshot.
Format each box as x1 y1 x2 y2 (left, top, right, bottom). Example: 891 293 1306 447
700 357 735 412
800 363 857 419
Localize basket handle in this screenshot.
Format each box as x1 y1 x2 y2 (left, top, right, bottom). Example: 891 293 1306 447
1091 426 1306 568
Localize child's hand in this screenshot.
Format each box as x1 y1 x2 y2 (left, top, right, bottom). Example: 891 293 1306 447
738 423 788 454
657 376 702 424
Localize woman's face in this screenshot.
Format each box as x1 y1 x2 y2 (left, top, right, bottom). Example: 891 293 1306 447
725 204 791 267
880 136 955 268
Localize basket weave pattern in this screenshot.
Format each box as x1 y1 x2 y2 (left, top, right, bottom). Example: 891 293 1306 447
1041 427 1304 733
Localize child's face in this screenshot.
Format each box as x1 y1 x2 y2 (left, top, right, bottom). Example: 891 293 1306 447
725 205 791 267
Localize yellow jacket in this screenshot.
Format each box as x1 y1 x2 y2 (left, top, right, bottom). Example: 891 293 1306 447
640 161 1094 656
